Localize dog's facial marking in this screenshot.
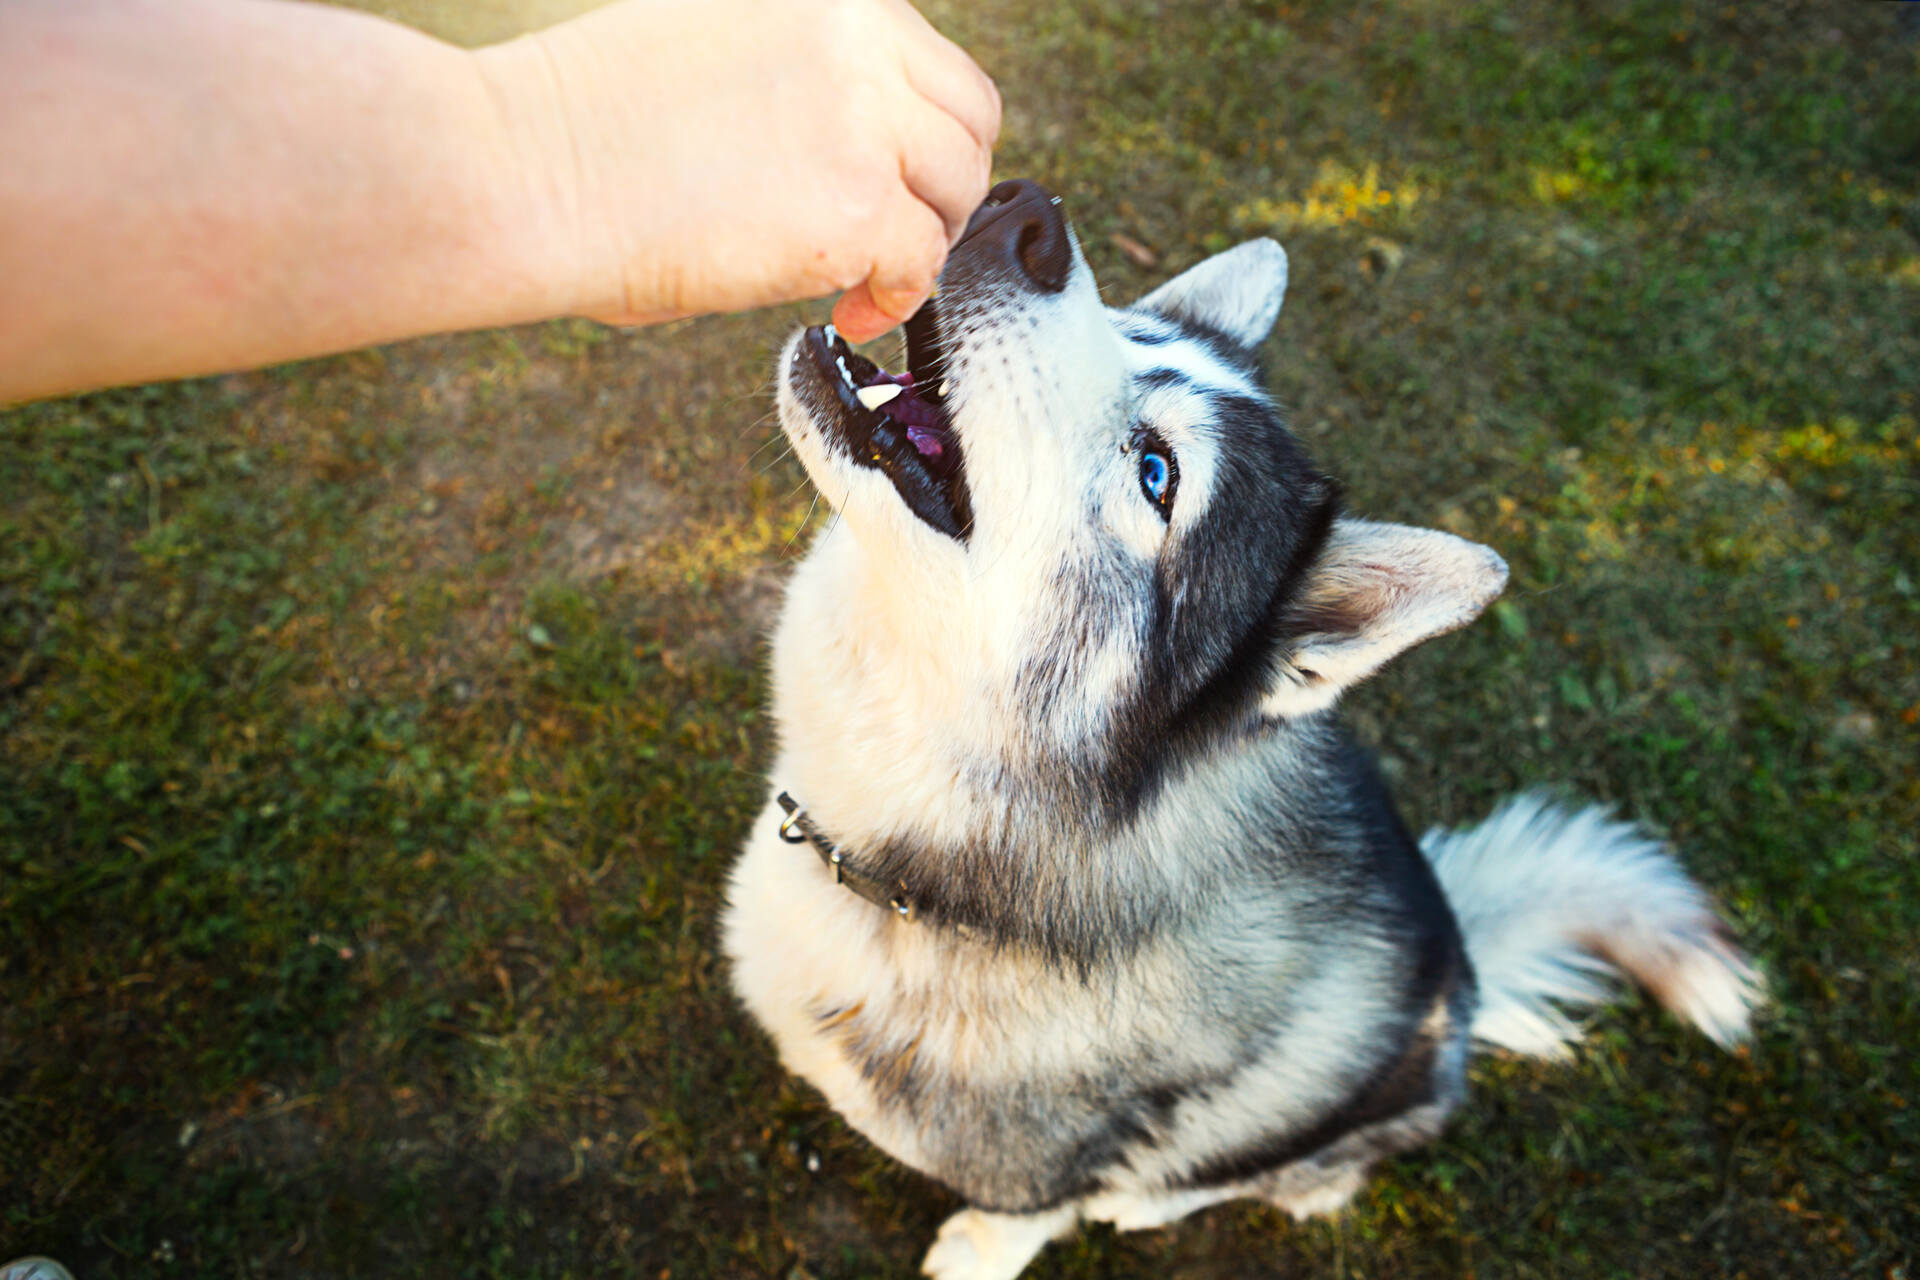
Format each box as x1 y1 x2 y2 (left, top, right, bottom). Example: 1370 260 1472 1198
977 293 1337 809
1128 428 1177 520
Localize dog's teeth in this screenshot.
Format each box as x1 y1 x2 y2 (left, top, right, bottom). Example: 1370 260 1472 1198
823 323 838 347
855 383 905 411
835 356 854 387
937 379 951 398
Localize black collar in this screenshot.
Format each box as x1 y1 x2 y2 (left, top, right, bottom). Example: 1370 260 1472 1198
776 791 918 922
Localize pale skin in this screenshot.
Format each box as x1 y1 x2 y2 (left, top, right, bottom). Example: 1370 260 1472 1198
0 0 1000 405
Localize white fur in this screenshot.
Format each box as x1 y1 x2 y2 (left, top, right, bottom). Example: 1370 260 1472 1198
1081 1184 1245 1230
1136 239 1290 347
725 230 1761 1280
922 1205 1077 1280
1422 792 1763 1056
1263 519 1511 718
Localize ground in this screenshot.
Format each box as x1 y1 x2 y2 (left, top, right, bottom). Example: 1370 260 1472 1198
3 1 1916 1277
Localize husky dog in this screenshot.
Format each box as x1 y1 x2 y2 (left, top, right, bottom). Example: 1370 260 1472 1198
723 181 1760 1280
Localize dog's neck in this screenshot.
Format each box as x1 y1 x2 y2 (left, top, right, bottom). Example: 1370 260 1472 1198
773 789 919 922
769 523 1348 963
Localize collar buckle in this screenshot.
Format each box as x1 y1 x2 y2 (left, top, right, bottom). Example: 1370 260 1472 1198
775 789 917 924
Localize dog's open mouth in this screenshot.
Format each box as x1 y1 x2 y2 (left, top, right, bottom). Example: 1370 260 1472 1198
801 300 972 542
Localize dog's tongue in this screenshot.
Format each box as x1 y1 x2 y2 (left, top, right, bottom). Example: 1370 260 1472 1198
906 425 947 461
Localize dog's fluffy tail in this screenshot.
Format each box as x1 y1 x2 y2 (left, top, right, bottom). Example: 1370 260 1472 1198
1421 792 1762 1058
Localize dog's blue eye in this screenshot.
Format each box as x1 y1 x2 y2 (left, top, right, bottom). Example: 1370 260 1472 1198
1141 453 1169 498
1138 448 1175 514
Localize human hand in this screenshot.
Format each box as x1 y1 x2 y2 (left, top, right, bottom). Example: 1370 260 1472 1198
476 0 999 343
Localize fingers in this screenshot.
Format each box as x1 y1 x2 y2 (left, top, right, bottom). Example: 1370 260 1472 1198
833 190 948 342
534 0 999 333
844 2 995 332
898 101 993 244
882 1 997 241
883 0 1002 153
830 284 897 345
865 195 948 322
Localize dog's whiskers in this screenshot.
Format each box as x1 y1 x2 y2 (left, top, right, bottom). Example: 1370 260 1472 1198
781 490 822 558
749 436 796 476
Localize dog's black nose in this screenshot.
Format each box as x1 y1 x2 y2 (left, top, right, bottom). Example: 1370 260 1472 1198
957 179 1071 293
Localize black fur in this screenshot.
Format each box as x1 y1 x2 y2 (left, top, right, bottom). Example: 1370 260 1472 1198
1107 378 1343 817
758 203 1482 1223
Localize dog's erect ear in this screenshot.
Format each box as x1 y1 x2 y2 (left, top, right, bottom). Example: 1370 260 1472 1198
1263 519 1508 718
1135 239 1289 349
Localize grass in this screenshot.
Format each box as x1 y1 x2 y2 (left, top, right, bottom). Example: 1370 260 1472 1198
3 1 1916 1275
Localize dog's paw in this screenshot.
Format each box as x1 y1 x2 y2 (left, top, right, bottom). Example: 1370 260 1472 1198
1270 1167 1367 1220
1081 1185 1240 1232
920 1213 990 1280
921 1206 1072 1280
1083 1192 1178 1232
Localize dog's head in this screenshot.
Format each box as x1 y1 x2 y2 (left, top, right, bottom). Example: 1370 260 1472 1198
776 181 1505 810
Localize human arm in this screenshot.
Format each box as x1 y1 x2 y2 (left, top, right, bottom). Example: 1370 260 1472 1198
0 0 999 404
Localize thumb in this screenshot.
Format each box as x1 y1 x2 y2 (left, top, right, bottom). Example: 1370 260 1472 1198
831 281 923 345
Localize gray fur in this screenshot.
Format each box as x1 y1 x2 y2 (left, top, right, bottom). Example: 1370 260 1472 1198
722 189 1760 1280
